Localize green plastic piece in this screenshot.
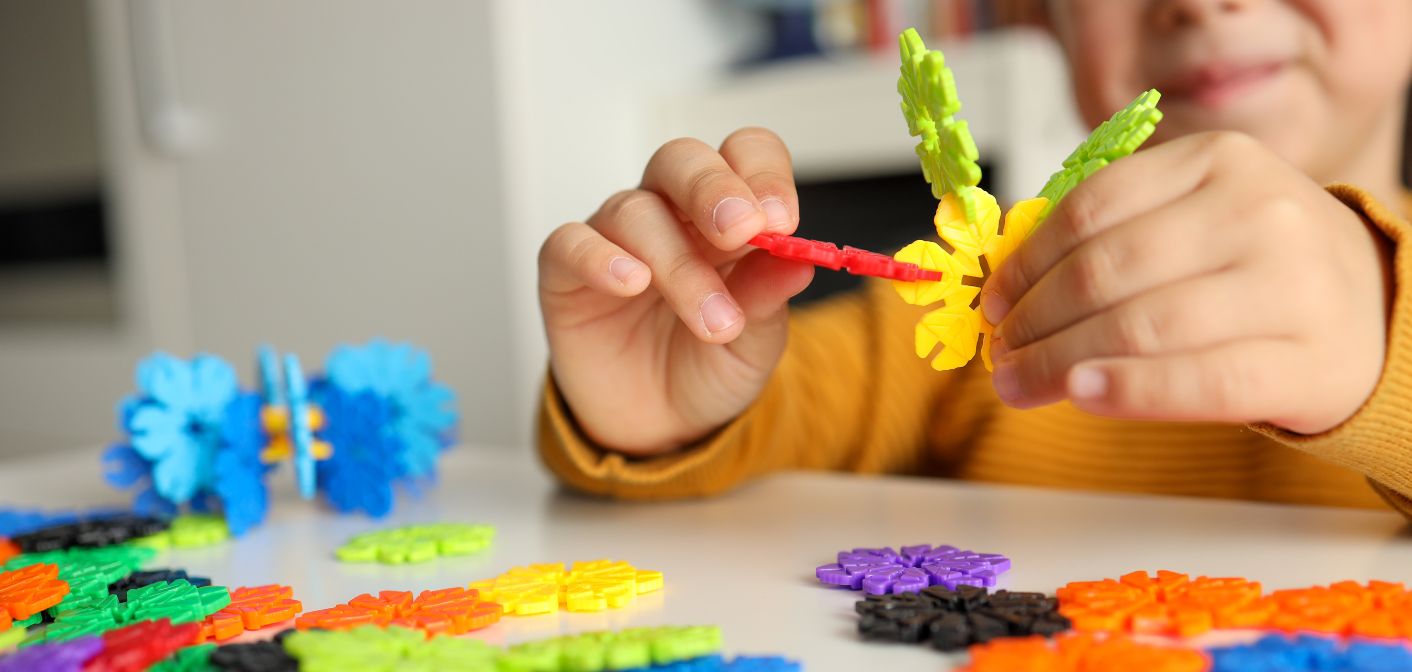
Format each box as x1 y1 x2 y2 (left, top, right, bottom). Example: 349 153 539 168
336 523 495 564
0 626 24 653
31 580 230 645
12 614 40 629
898 27 983 224
150 642 217 672
500 626 724 672
6 545 155 614
131 514 231 549
1035 88 1164 224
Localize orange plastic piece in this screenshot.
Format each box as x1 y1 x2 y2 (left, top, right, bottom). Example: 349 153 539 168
962 633 1208 672
199 584 304 642
295 586 502 637
1059 571 1263 637
0 563 69 624
0 538 18 564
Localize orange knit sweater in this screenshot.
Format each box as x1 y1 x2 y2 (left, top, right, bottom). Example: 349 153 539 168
537 185 1412 519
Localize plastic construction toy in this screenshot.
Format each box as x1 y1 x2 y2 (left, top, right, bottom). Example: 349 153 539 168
102 339 459 537
1058 570 1268 637
284 625 499 672
0 633 103 672
654 655 803 672
207 640 298 672
200 584 303 642
0 563 70 629
10 514 169 554
149 642 216 672
816 544 1011 595
0 507 132 539
890 27 1163 371
748 233 943 282
294 586 503 637
470 560 665 615
0 541 16 566
83 618 202 672
336 523 495 565
856 585 1071 652
961 633 1208 672
5 545 155 615
108 569 211 602
130 514 230 550
37 579 230 645
1207 633 1412 672
498 626 724 671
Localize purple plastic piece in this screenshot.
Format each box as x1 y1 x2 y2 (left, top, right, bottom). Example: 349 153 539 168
813 543 1012 595
0 635 104 672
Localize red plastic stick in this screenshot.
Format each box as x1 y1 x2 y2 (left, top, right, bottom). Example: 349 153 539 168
749 234 943 282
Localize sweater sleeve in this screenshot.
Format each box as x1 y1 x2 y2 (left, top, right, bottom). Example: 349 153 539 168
536 278 966 500
1252 184 1412 518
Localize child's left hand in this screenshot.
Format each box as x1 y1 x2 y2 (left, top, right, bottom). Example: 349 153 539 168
979 131 1394 435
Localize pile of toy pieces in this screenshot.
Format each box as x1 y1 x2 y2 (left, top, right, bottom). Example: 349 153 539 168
0 511 802 671
101 340 459 537
814 544 1412 670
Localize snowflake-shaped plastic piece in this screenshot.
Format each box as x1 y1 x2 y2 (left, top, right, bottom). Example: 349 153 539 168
1263 580 1412 637
83 618 202 672
816 544 1011 595
499 626 723 671
470 560 664 615
0 633 103 672
284 625 497 671
114 352 240 505
39 579 229 644
0 563 69 626
128 514 228 549
5 546 154 615
898 27 983 225
336 523 495 564
324 339 457 479
1037 89 1164 220
654 655 803 672
11 514 168 554
0 624 22 652
149 642 216 672
1057 570 1268 637
199 584 302 642
962 633 1208 672
108 569 211 601
294 587 503 637
212 391 271 537
1207 633 1412 672
312 385 405 517
0 540 19 566
258 352 331 501
857 585 1070 652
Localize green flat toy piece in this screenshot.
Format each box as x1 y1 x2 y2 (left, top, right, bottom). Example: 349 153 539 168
0 625 24 653
150 642 217 672
131 514 231 549
336 523 495 564
30 579 230 645
898 27 983 225
1035 88 1164 224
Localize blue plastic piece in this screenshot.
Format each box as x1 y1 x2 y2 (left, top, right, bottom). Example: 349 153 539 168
313 385 403 517
258 344 283 405
651 655 802 672
324 340 457 479
1208 634 1412 671
124 352 239 504
213 392 270 536
0 508 81 537
283 353 317 500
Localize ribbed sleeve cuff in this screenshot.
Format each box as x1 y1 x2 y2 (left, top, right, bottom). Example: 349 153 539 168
1252 184 1412 506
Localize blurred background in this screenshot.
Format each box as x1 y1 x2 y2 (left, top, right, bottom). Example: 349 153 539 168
0 0 1086 458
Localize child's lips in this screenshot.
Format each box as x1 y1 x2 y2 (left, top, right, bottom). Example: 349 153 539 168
1158 60 1289 109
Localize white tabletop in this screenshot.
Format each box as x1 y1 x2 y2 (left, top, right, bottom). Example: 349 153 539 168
2 445 1411 669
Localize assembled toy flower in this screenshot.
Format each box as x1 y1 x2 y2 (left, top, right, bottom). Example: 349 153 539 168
891 28 1163 371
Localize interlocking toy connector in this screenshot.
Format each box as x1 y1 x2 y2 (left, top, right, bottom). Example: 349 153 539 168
101 339 459 536
470 560 664 615
891 27 1163 371
294 586 503 636
336 523 495 564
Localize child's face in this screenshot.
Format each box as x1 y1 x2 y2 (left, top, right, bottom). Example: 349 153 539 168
1049 0 1412 178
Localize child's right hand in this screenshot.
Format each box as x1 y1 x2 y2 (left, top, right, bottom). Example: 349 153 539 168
538 128 815 456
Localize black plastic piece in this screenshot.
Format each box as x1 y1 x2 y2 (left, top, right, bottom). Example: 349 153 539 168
856 586 1073 652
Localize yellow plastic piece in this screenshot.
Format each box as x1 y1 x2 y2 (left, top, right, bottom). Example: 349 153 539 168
892 240 965 307
470 560 663 616
935 189 1001 277
260 405 331 464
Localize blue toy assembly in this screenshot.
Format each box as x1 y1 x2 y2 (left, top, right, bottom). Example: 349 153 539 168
103 340 458 536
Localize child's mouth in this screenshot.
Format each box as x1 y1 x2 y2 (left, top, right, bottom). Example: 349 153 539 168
1159 60 1288 109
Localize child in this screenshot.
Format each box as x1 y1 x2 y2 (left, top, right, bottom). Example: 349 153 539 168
535 0 1412 517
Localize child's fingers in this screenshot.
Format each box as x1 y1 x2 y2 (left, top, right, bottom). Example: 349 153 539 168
982 132 1225 323
991 270 1290 407
994 187 1235 351
641 137 769 252
718 127 800 234
1063 338 1302 424
588 189 747 343
714 251 815 367
538 221 651 298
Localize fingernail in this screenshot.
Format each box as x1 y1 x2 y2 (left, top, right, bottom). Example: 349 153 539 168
990 337 1009 362
608 256 641 285
712 197 758 235
761 198 792 231
981 290 1011 324
700 293 742 335
1069 365 1108 400
992 362 1021 404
